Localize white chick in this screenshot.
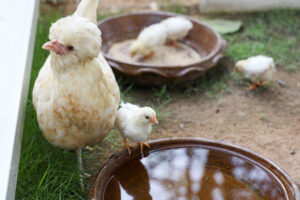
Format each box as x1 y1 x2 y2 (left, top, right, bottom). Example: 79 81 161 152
115 102 158 155
161 16 193 46
32 0 120 189
129 23 167 59
235 55 276 90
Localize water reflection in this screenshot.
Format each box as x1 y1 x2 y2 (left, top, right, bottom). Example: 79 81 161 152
142 148 208 200
104 159 152 200
104 148 286 200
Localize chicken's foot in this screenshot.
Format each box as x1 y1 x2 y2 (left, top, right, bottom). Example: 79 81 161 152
166 39 180 47
142 51 154 60
123 138 132 155
246 81 266 90
139 142 150 155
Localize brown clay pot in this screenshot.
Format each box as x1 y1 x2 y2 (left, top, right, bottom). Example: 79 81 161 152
98 12 227 86
89 138 300 200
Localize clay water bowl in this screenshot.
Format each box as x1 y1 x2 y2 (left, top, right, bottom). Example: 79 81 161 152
89 138 299 200
98 12 227 86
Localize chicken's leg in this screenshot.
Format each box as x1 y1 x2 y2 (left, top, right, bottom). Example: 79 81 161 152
142 51 154 60
246 82 258 90
76 149 84 191
257 81 266 88
166 39 179 47
139 142 150 154
123 138 132 155
246 81 266 90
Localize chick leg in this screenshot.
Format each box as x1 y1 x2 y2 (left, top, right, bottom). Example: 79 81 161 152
139 142 150 154
166 39 179 47
142 51 154 60
246 82 258 90
76 149 84 191
123 138 131 155
257 81 267 88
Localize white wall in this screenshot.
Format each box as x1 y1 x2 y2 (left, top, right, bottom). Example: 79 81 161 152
0 0 39 199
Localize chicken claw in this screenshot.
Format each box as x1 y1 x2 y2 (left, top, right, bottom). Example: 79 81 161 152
166 39 180 48
246 81 266 90
142 51 154 60
139 142 150 154
246 82 258 90
123 138 132 155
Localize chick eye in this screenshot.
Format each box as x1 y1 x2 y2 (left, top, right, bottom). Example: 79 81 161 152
145 116 150 119
67 45 74 51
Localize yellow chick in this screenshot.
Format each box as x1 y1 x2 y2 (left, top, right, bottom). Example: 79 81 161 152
129 23 167 59
115 102 158 155
235 55 276 90
161 16 193 46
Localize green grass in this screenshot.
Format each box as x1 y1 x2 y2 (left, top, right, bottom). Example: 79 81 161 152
17 8 300 199
223 10 300 70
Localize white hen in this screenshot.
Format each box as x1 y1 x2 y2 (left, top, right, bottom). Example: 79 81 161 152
115 102 158 155
129 23 167 59
235 55 276 90
32 0 120 188
161 16 193 46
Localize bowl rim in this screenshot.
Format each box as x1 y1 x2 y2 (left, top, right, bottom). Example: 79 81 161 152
89 137 300 200
98 11 224 69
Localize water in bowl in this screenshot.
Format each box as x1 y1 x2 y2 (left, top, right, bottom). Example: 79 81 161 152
103 147 286 200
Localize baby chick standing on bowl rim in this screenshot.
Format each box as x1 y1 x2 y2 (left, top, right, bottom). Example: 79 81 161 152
115 102 158 155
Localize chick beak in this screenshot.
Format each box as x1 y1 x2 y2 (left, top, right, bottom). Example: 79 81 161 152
42 40 69 56
150 115 158 124
130 52 136 58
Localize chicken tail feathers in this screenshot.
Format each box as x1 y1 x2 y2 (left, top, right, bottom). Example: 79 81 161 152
74 0 99 23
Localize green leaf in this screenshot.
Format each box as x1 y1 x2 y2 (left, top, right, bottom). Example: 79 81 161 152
202 19 242 34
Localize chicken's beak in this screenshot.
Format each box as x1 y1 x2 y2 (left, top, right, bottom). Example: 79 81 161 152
150 115 158 124
42 40 69 56
130 52 136 58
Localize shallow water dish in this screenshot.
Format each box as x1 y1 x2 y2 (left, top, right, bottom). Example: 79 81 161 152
89 138 299 200
98 12 227 86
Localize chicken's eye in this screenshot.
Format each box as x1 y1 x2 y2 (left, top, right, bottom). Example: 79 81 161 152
145 116 150 119
67 45 74 51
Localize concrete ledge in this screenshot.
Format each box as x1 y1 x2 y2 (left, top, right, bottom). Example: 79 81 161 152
0 0 39 199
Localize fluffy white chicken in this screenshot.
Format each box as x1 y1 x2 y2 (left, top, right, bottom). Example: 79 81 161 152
32 0 120 188
235 55 276 90
115 102 158 155
161 16 193 46
129 23 167 59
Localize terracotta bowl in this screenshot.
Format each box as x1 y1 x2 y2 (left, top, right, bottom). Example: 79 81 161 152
98 12 227 86
89 138 299 200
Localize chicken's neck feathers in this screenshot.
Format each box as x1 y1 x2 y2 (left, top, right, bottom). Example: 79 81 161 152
50 53 97 75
